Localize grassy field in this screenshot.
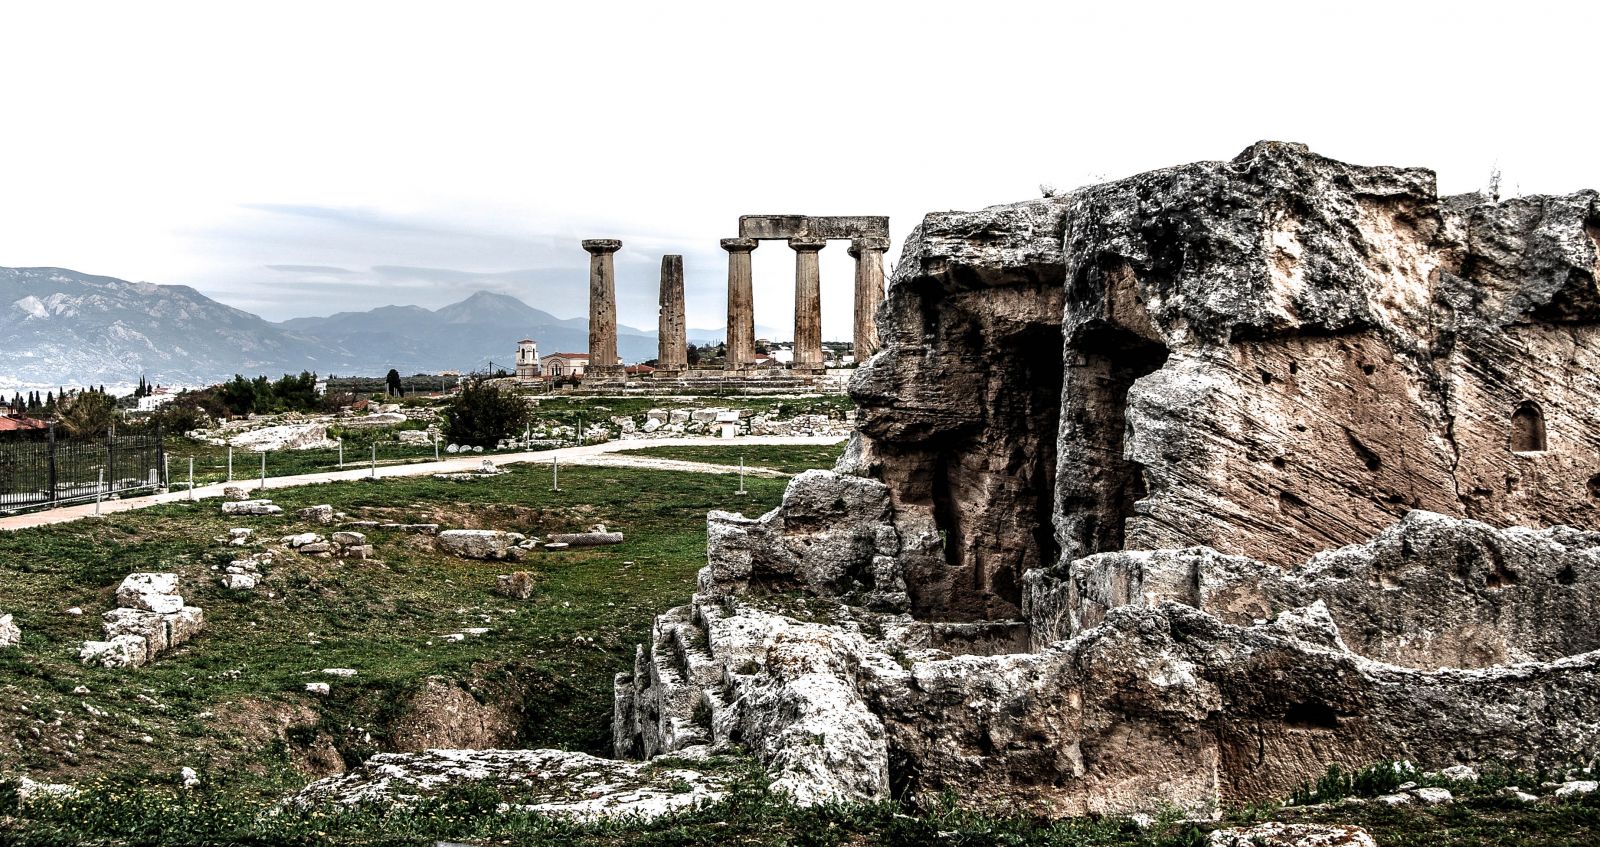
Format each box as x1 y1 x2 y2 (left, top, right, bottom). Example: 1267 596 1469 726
0 455 798 805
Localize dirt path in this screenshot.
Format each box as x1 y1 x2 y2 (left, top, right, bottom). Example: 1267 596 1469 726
0 435 845 531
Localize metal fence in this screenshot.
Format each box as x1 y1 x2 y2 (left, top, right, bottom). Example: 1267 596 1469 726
0 428 166 512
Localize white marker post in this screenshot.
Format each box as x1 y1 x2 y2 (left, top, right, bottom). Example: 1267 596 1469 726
259 452 267 491
188 457 195 501
95 469 104 515
738 455 748 495
434 436 440 462
550 456 560 492
370 444 377 478
338 439 343 468
227 445 233 482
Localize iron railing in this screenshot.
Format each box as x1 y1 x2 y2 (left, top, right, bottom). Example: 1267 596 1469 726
0 426 165 512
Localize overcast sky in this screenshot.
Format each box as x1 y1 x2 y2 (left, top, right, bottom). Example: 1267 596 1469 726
2 1 1597 340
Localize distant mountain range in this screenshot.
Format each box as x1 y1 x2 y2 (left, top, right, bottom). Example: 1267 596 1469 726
0 267 766 389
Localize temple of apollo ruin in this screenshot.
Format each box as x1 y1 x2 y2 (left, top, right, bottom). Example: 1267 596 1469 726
574 215 889 384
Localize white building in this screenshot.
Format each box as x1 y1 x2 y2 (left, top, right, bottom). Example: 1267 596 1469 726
515 338 541 380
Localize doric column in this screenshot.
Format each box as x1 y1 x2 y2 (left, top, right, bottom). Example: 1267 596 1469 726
582 239 624 377
721 238 758 371
849 236 889 361
789 236 826 372
657 255 687 375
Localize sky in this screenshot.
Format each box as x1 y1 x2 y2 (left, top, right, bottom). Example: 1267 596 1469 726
2 1 1598 340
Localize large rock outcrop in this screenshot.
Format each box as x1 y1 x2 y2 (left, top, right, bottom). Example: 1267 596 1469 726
613 143 1600 816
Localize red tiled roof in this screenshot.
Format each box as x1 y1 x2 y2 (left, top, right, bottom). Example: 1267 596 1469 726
0 416 48 431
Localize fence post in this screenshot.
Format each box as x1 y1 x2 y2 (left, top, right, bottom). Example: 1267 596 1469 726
227 445 233 482
156 422 166 488
370 444 376 478
188 457 195 501
260 452 267 492
47 423 57 505
106 425 117 497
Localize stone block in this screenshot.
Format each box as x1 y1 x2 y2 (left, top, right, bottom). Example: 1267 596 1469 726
79 635 148 669
298 505 335 525
102 608 169 655
116 573 183 614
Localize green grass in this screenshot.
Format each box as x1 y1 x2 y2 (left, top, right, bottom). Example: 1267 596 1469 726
0 462 794 804
7 765 1599 846
613 443 847 475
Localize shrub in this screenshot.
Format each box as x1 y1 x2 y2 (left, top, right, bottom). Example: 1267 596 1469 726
443 379 531 448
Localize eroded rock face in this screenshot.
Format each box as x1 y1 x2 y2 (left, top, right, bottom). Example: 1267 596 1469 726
613 143 1600 817
848 142 1600 621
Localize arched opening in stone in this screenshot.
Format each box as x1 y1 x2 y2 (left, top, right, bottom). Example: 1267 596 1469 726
1058 325 1172 559
1511 401 1547 453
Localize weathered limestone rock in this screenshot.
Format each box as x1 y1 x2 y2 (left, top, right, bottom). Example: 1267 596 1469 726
0 613 20 648
222 499 282 516
78 635 148 669
222 486 249 502
331 531 366 546
83 574 203 667
702 470 904 609
291 747 731 820
1026 511 1600 667
298 505 335 525
116 573 183 614
609 143 1600 819
436 529 525 560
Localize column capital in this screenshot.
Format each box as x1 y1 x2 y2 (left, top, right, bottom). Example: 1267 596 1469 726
720 237 759 253
788 236 827 252
582 239 623 255
848 236 890 257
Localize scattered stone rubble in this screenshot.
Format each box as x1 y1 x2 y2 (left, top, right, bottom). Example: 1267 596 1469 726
291 747 731 821
433 459 507 481
281 531 373 560
78 573 204 668
221 499 283 516
607 143 1600 819
436 529 537 561
1208 823 1377 847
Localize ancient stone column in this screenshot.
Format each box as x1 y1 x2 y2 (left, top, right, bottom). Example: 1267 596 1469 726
789 236 826 372
721 238 758 371
849 236 889 361
657 255 687 375
582 239 624 377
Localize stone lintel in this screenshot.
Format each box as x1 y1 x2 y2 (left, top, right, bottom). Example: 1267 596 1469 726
788 236 827 252
739 215 889 240
582 239 623 254
720 237 760 253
